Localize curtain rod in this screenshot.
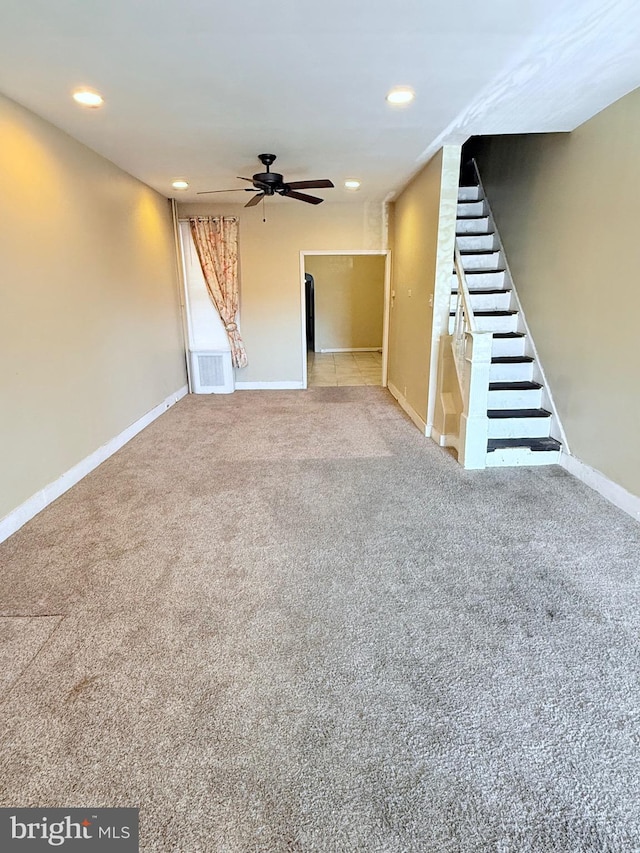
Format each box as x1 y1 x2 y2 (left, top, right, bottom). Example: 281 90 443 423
177 216 239 222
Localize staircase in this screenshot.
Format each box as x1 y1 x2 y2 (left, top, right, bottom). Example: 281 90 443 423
451 181 562 467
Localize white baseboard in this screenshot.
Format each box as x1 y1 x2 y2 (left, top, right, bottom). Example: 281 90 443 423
0 385 188 544
431 427 458 449
387 381 427 434
317 348 382 353
234 381 304 390
431 426 444 446
560 451 640 523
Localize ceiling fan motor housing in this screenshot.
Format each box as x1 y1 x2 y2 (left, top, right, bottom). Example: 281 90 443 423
253 171 284 194
253 153 282 193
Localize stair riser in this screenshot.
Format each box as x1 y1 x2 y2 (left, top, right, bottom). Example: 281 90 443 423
460 292 512 312
458 201 485 217
452 271 506 290
486 448 560 467
449 317 518 336
456 217 490 235
458 187 482 202
476 314 518 333
489 362 534 383
457 234 497 253
487 418 551 439
491 337 526 357
461 252 503 271
449 314 518 335
488 388 543 409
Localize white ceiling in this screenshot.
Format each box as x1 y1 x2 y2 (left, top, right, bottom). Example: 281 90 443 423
1 0 639 205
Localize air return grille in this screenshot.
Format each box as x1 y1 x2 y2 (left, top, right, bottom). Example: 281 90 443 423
189 350 234 394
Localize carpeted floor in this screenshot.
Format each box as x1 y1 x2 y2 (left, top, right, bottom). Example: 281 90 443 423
0 387 639 852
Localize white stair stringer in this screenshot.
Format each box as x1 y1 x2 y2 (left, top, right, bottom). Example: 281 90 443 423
453 174 564 467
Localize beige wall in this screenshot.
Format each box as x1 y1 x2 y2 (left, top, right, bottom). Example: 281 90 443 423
0 93 186 520
474 86 640 496
178 201 384 383
388 147 460 426
305 254 385 351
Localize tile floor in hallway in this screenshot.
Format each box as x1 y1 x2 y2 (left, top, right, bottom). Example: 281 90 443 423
307 351 383 387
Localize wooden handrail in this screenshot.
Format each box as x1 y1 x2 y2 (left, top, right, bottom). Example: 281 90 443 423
454 247 476 333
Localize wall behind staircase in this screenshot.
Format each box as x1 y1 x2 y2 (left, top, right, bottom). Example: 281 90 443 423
473 87 640 497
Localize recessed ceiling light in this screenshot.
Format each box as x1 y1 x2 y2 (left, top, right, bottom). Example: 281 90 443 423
72 89 104 108
344 180 361 190
386 87 415 106
171 180 189 190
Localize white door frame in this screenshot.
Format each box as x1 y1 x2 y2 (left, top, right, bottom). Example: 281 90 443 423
299 250 392 389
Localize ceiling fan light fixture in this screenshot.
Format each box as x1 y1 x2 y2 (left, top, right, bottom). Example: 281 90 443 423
72 88 104 108
171 179 189 190
386 87 415 106
344 180 361 190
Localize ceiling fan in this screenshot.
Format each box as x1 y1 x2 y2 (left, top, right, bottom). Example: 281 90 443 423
197 153 334 207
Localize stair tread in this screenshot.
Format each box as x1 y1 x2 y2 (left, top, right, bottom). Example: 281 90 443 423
459 249 501 255
489 381 542 391
488 408 552 419
451 288 511 295
449 310 517 317
493 332 524 339
456 232 494 237
487 437 562 452
463 269 504 273
491 356 534 364
456 216 489 220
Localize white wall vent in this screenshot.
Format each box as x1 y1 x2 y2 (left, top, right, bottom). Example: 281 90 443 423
189 350 234 394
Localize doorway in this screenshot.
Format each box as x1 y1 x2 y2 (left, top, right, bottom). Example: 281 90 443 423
300 251 391 388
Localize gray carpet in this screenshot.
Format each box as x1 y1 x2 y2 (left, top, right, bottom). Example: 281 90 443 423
0 387 639 852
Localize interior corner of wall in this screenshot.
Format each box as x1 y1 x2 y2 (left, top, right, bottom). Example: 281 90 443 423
363 201 387 250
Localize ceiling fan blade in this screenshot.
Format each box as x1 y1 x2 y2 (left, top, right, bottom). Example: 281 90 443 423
285 179 334 190
196 188 256 195
245 192 265 208
282 190 324 205
237 176 255 182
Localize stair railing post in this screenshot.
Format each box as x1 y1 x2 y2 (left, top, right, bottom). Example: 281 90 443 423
458 331 492 469
452 247 491 469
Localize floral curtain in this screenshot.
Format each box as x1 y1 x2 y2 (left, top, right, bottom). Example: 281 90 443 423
188 216 248 368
